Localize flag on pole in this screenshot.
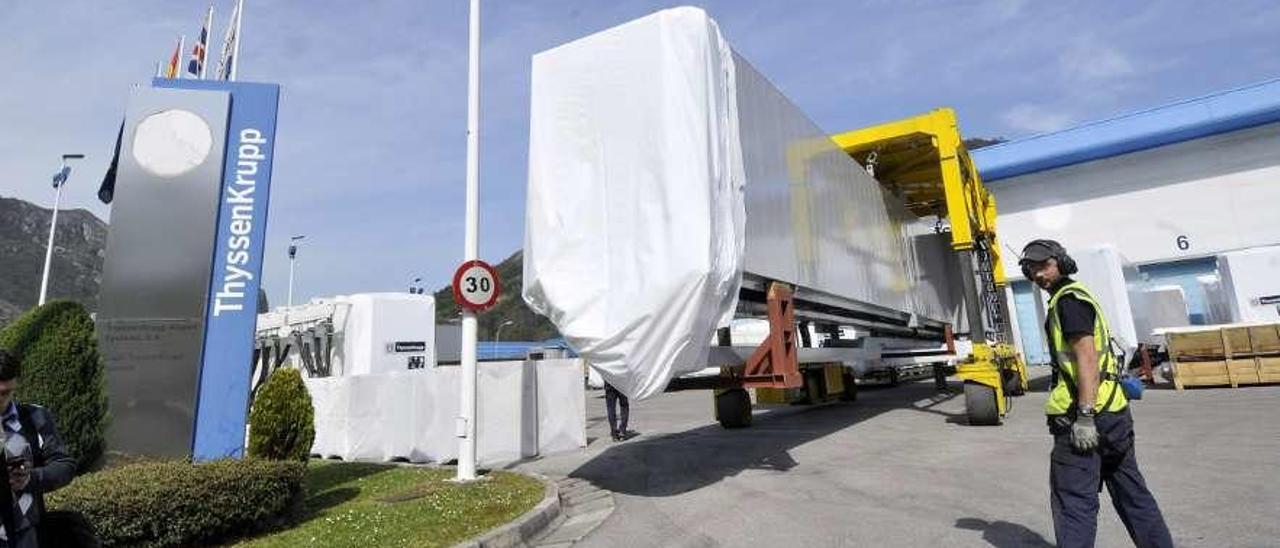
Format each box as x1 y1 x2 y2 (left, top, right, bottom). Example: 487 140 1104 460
186 6 214 78
215 0 243 80
165 36 185 78
98 121 125 204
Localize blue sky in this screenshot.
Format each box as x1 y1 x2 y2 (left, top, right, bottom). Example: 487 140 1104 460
3 0 1278 307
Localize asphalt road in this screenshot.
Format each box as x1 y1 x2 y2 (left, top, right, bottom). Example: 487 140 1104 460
514 368 1280 547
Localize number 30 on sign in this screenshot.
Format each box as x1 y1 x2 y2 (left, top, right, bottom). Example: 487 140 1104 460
452 260 501 312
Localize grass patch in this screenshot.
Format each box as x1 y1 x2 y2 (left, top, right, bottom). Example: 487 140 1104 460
235 461 544 548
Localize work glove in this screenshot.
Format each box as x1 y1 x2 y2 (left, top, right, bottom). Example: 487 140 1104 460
1070 413 1099 453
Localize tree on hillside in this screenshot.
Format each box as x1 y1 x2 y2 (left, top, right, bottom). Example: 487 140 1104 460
434 251 559 342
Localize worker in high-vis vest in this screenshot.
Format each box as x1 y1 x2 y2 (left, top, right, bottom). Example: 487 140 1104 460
1019 240 1173 548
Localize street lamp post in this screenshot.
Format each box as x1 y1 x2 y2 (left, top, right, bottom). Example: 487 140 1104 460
287 235 306 308
489 320 515 362
494 319 515 347
38 153 85 306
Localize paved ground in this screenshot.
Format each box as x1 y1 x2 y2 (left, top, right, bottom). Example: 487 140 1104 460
513 368 1280 547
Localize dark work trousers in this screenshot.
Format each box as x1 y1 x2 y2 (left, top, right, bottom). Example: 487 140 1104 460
604 384 629 435
2 527 38 548
1049 408 1173 548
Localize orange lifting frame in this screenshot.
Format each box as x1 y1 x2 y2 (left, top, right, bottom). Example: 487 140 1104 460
739 282 803 389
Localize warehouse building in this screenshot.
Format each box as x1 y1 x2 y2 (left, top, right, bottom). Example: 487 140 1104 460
973 77 1280 364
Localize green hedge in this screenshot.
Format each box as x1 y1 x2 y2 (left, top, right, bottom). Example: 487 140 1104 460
48 459 305 548
0 300 109 471
248 368 315 461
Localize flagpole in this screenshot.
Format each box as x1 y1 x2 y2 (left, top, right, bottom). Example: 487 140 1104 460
202 5 214 79
155 62 162 78
230 0 244 80
456 0 482 483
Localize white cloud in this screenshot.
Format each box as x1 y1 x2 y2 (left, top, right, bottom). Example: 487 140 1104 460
987 0 1029 20
1001 104 1074 134
1059 38 1135 82
5 0 1278 306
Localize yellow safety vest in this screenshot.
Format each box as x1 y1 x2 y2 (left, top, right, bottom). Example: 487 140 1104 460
1045 281 1128 416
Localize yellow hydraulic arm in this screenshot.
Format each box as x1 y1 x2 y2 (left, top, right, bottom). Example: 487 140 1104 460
831 108 1028 425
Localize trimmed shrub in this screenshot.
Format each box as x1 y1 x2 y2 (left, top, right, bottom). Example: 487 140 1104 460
248 368 315 461
48 458 305 548
0 300 109 471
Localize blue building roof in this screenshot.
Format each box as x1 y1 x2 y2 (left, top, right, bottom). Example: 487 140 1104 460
973 77 1280 182
476 338 577 361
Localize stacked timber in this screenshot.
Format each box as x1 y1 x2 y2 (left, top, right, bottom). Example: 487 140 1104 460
1160 322 1280 390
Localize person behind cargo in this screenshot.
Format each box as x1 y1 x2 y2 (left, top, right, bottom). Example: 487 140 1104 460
603 382 636 442
1019 240 1172 548
0 348 78 548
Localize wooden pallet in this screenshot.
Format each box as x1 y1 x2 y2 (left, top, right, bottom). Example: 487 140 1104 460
1162 322 1280 390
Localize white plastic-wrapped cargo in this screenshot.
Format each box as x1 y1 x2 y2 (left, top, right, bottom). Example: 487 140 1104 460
523 7 952 398
1135 285 1191 343
1070 245 1145 356
1197 274 1232 325
1217 246 1280 322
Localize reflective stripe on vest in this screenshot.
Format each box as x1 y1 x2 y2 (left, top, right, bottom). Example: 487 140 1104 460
1045 281 1129 415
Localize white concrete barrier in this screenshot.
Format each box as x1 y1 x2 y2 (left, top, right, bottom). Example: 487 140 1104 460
303 358 586 466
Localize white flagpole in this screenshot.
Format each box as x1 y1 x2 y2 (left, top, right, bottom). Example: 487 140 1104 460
230 0 244 81
215 0 237 80
155 61 163 78
201 5 214 79
456 0 482 483
177 35 186 78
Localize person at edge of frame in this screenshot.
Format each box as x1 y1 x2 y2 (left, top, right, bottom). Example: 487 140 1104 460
0 348 78 548
1018 239 1173 548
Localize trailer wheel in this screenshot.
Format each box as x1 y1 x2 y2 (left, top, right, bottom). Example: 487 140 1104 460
716 388 752 429
802 369 824 404
964 381 1000 426
840 372 858 402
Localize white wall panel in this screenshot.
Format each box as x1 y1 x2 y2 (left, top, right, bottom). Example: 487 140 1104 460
991 122 1280 280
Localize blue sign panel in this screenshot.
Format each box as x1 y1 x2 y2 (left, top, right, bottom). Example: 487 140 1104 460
155 78 280 460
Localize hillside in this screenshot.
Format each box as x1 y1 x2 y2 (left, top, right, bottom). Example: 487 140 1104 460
0 196 106 328
434 250 559 342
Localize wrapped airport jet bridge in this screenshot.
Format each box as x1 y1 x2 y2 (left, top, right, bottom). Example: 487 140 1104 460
524 7 1024 425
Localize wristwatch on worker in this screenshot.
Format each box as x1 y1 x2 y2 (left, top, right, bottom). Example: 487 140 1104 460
1078 405 1098 418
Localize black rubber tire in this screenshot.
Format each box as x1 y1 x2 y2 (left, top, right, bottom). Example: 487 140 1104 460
716 388 752 428
839 373 858 402
964 381 1000 426
803 369 824 404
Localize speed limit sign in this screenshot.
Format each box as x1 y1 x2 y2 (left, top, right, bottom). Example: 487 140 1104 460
452 260 501 312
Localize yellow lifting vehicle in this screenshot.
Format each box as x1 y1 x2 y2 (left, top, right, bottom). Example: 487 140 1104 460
832 109 1029 425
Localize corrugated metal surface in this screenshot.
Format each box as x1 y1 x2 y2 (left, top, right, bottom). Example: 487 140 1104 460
974 77 1280 182
734 55 952 322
